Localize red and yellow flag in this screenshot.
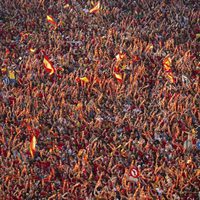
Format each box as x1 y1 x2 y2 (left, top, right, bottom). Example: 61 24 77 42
163 56 175 83
30 136 36 158
43 56 55 75
79 77 89 83
47 15 57 26
163 56 172 72
166 72 175 84
89 1 100 14
114 73 123 83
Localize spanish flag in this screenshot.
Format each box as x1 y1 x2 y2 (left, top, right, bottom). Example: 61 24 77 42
30 136 36 158
163 56 172 72
166 72 175 84
114 73 123 83
47 15 57 26
89 1 100 14
43 56 55 75
79 77 89 83
163 56 175 83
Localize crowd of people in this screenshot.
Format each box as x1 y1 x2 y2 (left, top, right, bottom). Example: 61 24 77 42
0 0 199 199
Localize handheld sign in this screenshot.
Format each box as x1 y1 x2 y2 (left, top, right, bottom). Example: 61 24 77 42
130 167 139 178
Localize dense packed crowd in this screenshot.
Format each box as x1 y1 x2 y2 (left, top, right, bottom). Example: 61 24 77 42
0 0 200 199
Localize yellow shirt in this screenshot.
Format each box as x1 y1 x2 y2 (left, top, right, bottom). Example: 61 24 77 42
8 70 15 79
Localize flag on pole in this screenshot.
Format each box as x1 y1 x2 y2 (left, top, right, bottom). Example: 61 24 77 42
89 1 100 14
47 15 57 26
43 56 55 75
30 136 36 158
